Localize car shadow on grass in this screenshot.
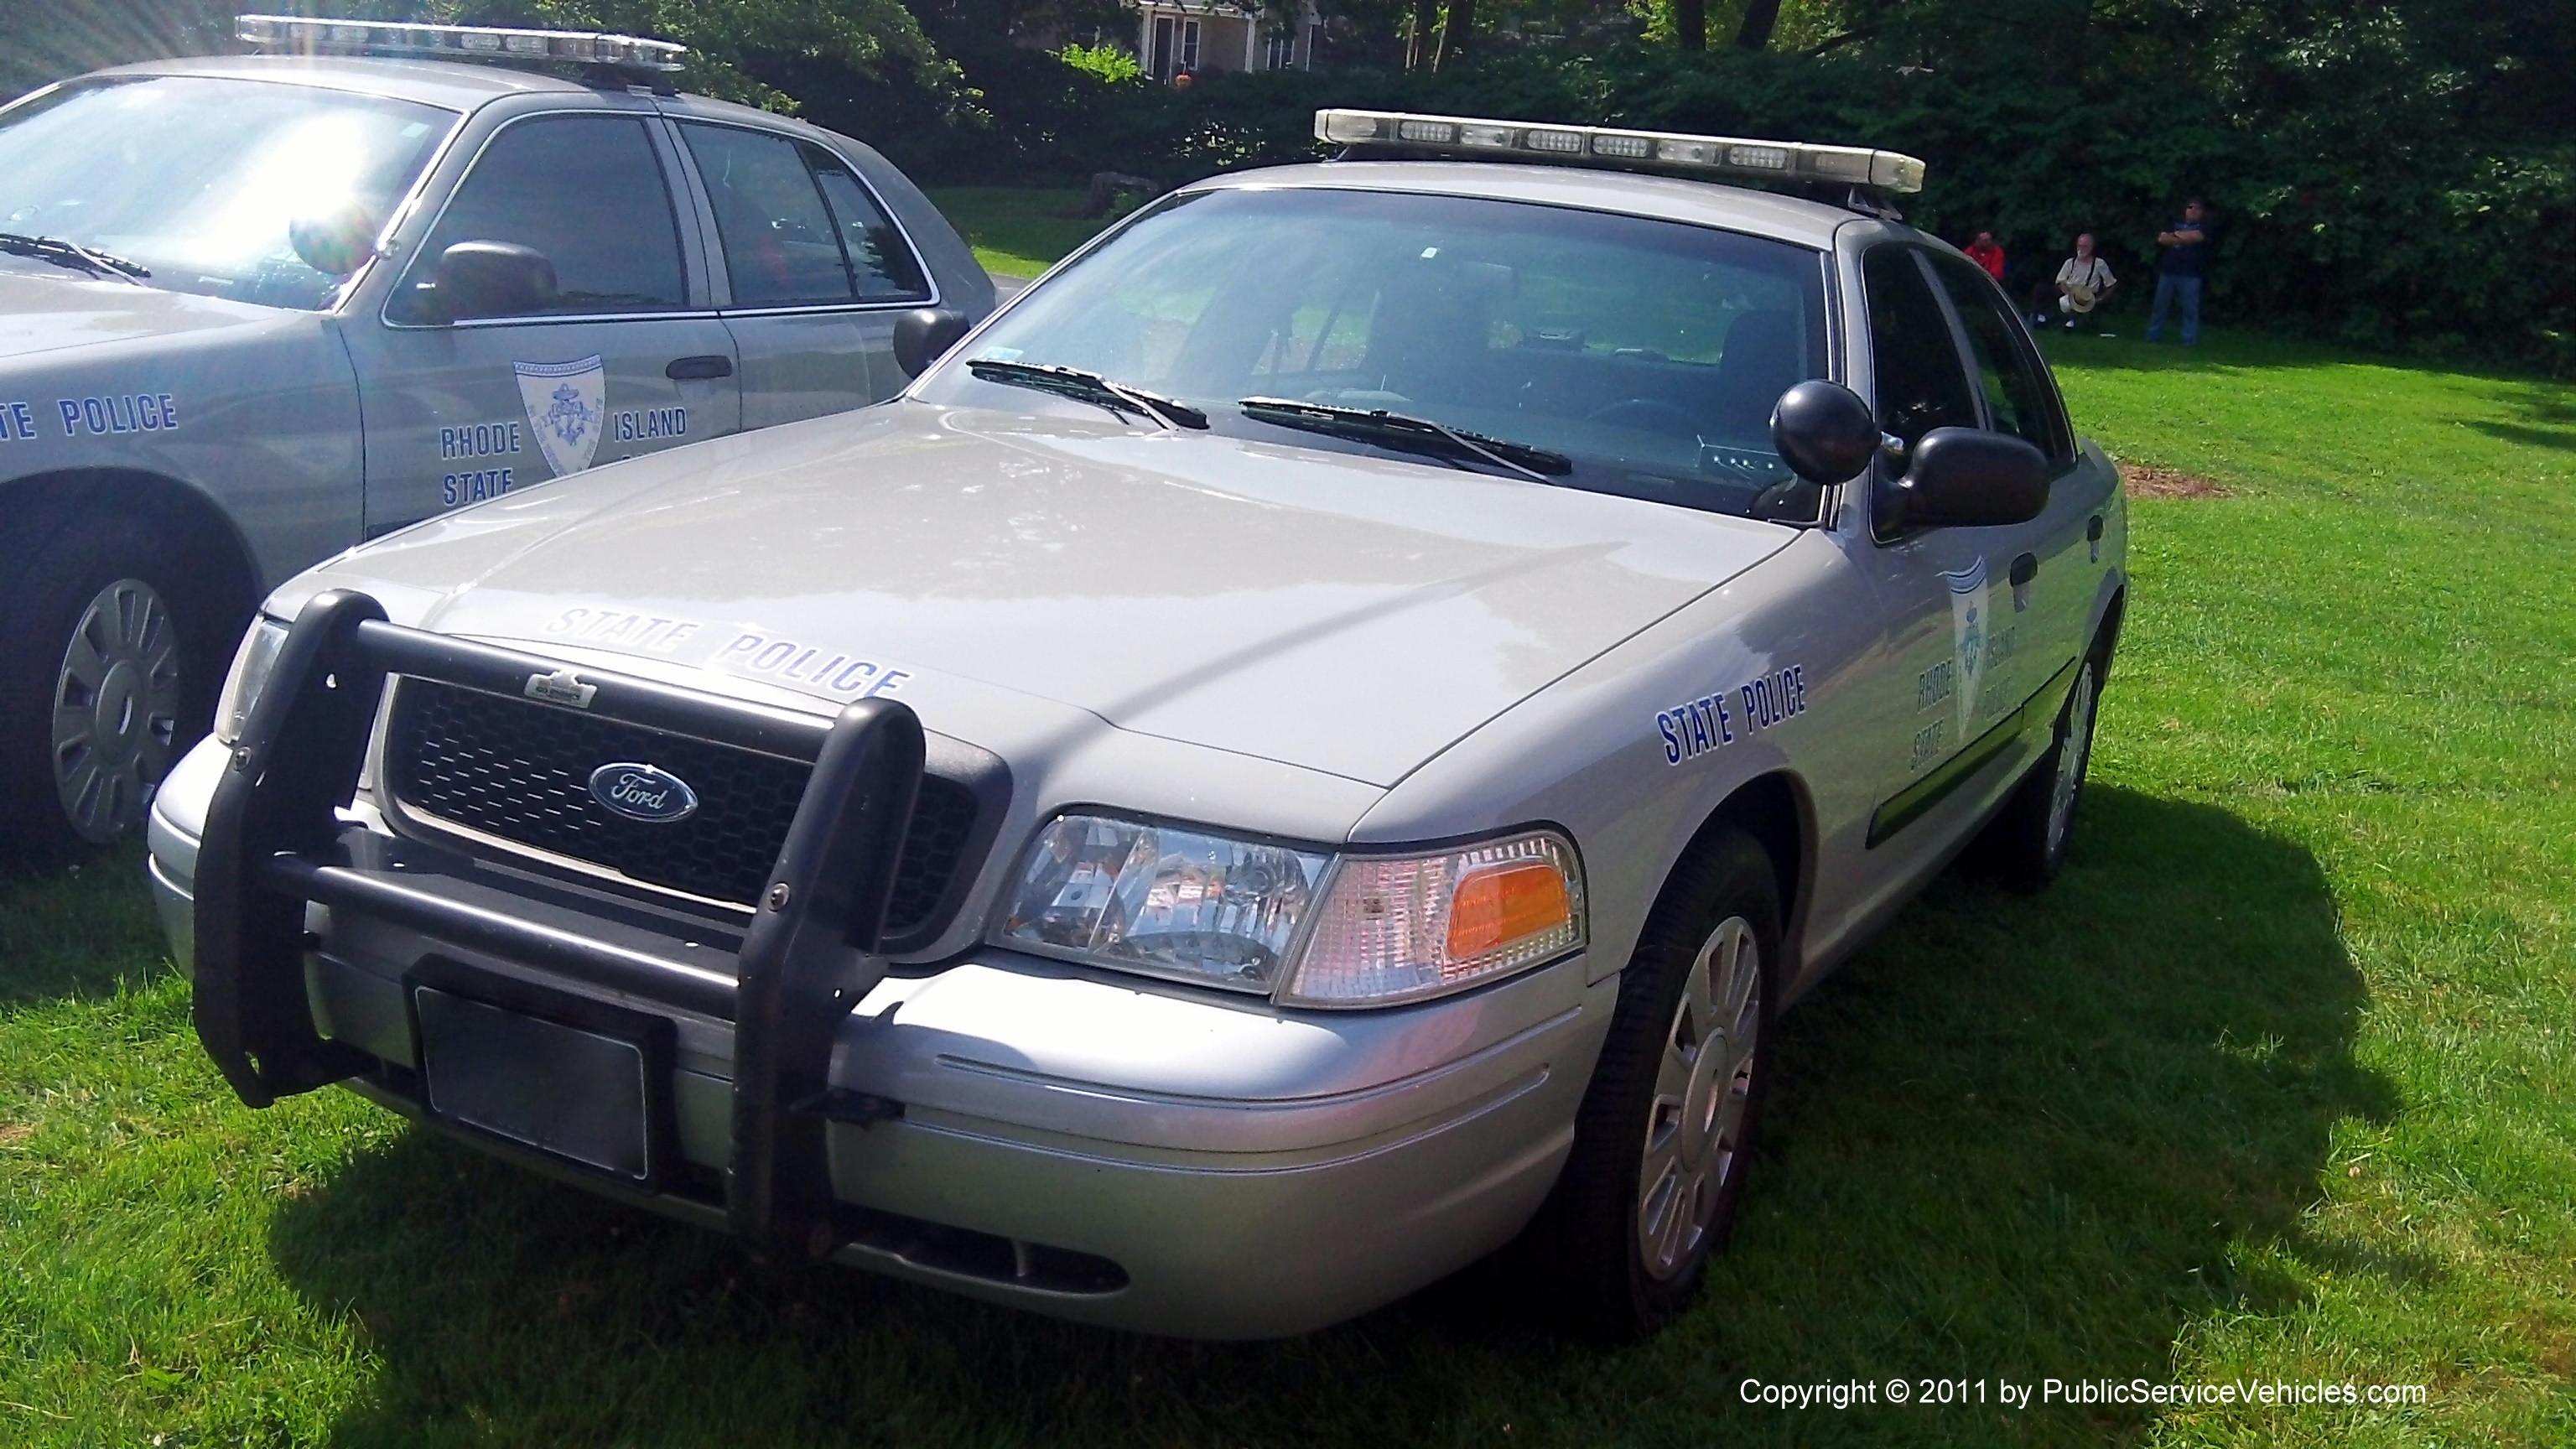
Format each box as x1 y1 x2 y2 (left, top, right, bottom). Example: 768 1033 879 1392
264 784 2392 1447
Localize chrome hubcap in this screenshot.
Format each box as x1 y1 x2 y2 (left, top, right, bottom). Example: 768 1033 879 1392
1637 915 1761 1281
51 577 180 843
2045 662 2097 860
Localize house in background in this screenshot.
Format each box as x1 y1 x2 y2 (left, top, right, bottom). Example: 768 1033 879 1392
1132 0 1322 77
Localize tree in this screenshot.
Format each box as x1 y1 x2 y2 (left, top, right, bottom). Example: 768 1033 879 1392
1674 0 1704 51
1735 0 1779 49
1436 0 1476 65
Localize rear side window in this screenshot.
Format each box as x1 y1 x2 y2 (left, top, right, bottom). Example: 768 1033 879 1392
683 124 929 308
1928 253 2070 460
809 154 930 302
392 115 687 321
1862 245 1977 450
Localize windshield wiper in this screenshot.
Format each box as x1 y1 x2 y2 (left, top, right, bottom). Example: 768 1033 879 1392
966 359 1208 430
1237 397 1571 484
0 232 149 283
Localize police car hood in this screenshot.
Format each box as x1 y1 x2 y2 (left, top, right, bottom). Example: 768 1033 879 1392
289 401 1796 787
0 262 297 361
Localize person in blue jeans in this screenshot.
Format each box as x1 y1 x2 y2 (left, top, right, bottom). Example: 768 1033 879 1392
2147 198 2210 345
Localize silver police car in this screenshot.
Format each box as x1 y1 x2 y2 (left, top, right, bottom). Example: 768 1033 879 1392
0 15 990 853
144 108 2127 1339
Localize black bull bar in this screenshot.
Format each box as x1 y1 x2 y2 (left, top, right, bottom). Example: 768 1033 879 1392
192 589 922 1257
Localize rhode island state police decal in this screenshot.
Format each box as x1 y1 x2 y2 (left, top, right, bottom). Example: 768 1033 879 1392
514 356 606 476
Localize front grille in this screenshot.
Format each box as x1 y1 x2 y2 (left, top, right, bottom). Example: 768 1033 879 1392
388 680 979 938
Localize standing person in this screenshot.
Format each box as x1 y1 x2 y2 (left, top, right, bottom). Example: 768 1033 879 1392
1964 230 2007 283
2030 232 2116 330
2146 198 2210 345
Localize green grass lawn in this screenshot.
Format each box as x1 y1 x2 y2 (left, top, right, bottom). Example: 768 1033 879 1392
4 298 2573 1443
922 187 1121 280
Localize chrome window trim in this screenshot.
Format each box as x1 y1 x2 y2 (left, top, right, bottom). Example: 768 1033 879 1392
444 309 723 329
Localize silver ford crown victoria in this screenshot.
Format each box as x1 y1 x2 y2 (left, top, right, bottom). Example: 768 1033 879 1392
145 109 2127 1340
0 16 990 854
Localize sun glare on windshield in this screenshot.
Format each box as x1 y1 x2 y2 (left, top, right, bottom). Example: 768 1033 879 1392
0 75 453 310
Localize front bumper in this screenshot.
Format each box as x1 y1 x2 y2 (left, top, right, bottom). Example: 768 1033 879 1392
149 599 1607 1337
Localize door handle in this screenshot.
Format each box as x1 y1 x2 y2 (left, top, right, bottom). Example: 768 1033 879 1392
666 355 733 381
2009 552 2038 610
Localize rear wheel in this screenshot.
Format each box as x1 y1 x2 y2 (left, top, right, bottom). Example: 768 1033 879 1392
1 515 222 856
1530 828 1780 1338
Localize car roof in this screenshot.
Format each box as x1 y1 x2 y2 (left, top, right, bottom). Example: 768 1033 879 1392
82 53 616 112
1185 159 1865 250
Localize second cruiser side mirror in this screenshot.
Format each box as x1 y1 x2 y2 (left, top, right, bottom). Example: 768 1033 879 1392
894 308 974 379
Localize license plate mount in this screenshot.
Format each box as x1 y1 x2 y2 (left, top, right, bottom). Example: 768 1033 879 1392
404 957 677 1188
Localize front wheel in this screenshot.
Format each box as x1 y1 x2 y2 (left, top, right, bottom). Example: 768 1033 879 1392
1 516 215 855
1529 828 1780 1338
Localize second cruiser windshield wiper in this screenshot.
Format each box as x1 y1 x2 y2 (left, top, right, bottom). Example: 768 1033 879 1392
965 359 1208 429
0 232 150 282
1236 397 1571 483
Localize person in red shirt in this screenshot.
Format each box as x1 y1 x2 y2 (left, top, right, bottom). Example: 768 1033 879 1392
1964 231 2007 283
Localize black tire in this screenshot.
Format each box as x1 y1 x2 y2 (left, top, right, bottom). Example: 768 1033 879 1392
0 512 227 859
1528 827 1781 1339
1976 645 2105 892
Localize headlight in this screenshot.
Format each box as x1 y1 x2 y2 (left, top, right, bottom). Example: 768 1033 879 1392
994 815 1585 1006
995 815 1329 992
212 616 289 744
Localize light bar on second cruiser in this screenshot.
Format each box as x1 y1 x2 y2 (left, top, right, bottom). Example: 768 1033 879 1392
1314 108 1926 194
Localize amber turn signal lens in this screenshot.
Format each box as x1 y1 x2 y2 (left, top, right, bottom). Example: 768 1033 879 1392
1445 861 1572 960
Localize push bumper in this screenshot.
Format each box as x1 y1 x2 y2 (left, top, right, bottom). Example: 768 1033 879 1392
150 593 1605 1337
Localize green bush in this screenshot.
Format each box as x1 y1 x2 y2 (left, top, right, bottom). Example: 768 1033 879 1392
1057 42 1143 85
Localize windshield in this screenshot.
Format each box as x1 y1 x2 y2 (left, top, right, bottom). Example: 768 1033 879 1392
0 76 454 311
921 186 1835 522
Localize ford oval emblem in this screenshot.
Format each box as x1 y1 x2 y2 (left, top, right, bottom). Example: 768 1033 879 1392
588 762 698 823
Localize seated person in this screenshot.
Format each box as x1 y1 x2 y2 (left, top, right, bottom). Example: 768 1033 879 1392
2030 233 2116 330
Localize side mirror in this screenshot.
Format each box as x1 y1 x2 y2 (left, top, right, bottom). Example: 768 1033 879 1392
893 307 973 379
433 241 557 322
286 201 378 277
1888 427 2050 529
1770 380 1878 484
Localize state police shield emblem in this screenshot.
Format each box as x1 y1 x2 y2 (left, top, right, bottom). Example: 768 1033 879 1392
1940 558 1989 736
514 356 606 477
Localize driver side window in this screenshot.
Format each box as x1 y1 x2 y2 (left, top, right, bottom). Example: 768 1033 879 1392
1862 245 1978 450
389 114 688 323
1927 252 2073 462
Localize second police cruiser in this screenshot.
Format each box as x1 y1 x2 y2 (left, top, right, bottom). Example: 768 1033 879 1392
0 15 992 853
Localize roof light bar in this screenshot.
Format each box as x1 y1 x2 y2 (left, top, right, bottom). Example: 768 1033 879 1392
1314 108 1926 195
235 14 688 72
